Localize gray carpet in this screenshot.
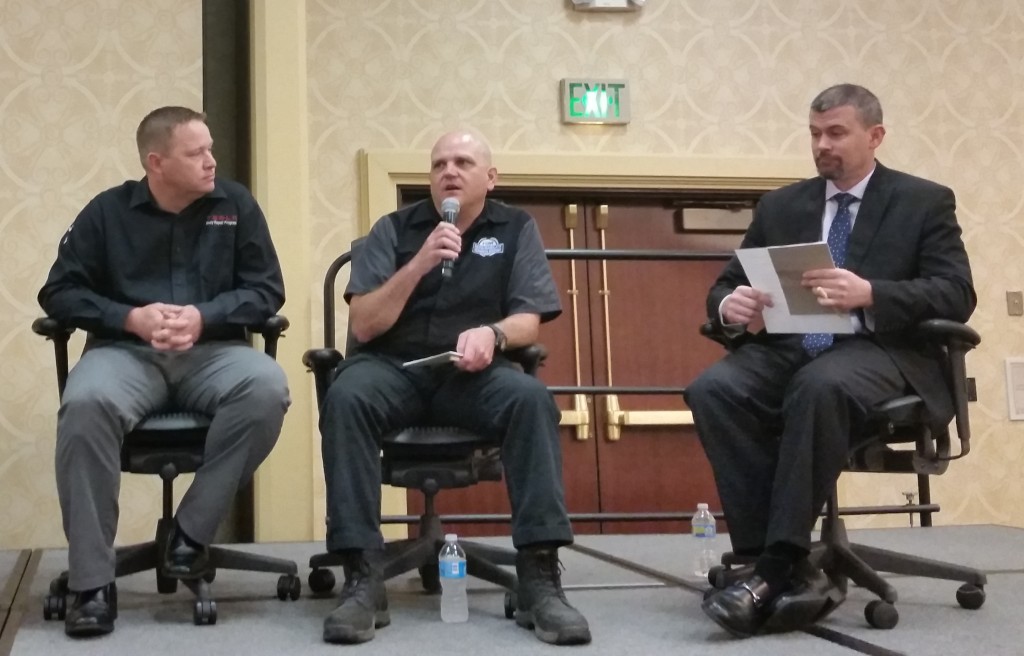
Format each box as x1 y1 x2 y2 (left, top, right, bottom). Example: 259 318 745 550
5 527 1023 655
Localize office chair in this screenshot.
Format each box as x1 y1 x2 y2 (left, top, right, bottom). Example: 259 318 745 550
700 318 986 630
34 316 302 626
304 250 543 619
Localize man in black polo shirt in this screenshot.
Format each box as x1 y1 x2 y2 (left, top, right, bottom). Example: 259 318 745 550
319 130 590 646
38 106 289 638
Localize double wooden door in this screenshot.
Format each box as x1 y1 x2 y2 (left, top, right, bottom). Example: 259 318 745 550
405 190 748 535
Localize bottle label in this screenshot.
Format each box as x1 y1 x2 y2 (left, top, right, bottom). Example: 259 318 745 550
693 524 716 538
439 560 466 579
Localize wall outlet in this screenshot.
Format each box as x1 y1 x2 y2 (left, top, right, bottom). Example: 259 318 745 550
1007 291 1023 316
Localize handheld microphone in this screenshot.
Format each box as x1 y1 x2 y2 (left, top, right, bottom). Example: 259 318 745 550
440 197 460 278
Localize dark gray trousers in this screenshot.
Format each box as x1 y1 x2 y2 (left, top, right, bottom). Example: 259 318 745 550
56 340 290 591
684 336 905 553
319 354 572 552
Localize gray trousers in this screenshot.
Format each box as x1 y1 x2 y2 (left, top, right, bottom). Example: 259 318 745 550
320 354 573 553
56 340 290 591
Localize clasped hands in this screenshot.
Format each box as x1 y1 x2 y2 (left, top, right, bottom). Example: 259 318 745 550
721 268 872 325
125 303 203 351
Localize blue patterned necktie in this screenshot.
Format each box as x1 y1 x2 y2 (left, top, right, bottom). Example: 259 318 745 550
802 192 856 356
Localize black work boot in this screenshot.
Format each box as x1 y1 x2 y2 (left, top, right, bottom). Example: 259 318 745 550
515 546 591 645
322 551 389 644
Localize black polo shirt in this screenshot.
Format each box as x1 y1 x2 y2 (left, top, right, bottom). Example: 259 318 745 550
346 199 560 359
38 178 285 342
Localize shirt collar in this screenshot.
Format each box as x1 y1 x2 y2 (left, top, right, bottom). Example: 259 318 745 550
410 198 509 226
824 165 875 203
130 177 227 210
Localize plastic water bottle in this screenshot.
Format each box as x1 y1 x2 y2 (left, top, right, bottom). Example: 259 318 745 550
439 533 468 622
691 503 719 579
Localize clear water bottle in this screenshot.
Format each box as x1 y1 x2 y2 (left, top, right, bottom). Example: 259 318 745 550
439 533 468 623
691 503 718 579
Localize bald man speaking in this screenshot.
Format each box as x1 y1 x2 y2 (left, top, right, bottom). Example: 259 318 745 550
317 130 590 646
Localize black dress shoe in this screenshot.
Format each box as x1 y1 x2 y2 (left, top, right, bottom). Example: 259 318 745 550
763 563 846 632
65 583 117 638
701 574 775 638
163 524 210 579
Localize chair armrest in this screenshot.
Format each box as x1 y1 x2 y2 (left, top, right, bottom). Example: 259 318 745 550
505 344 548 377
32 317 75 341
914 319 979 460
917 318 980 349
248 315 289 359
699 319 750 351
303 348 344 407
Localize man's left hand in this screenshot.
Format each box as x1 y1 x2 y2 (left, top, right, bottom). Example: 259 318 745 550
803 268 872 311
453 326 495 372
152 304 204 351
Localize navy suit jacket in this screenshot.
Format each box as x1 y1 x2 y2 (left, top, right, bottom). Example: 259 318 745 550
707 161 976 424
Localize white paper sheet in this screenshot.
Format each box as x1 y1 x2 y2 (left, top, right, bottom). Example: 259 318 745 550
735 242 856 334
401 351 463 368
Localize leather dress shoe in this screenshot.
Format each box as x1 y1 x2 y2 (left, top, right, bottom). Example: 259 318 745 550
65 583 117 638
701 574 774 638
763 563 846 632
163 525 210 579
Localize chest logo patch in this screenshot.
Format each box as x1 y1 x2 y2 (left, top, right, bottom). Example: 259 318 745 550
472 237 504 257
206 214 238 226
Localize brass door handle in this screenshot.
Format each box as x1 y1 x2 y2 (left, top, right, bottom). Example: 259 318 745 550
605 395 694 441
559 393 591 441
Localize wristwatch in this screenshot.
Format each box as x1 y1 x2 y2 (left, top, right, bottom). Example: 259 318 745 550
487 323 507 352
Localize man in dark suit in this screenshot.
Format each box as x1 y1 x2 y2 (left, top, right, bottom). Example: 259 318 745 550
685 83 975 638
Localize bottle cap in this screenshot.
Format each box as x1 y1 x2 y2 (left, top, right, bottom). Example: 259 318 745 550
444 533 458 542
697 503 709 510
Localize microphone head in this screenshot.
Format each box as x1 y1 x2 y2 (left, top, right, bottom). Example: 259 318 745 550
441 197 460 216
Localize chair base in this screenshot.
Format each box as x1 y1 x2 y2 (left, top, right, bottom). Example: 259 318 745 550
712 510 988 630
43 517 301 626
309 494 518 599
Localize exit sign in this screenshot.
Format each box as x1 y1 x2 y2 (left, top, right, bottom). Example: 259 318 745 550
560 78 630 125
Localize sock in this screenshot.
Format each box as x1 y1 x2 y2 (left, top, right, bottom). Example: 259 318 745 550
753 542 809 595
175 520 204 548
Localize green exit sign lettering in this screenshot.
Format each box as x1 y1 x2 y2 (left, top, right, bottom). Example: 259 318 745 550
560 78 630 125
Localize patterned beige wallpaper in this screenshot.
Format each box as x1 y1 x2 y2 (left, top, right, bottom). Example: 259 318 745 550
0 0 202 548
306 0 1024 529
2 0 1023 552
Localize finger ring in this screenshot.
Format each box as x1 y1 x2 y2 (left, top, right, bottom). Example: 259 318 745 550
820 288 829 299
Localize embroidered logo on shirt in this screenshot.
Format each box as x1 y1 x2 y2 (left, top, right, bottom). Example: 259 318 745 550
206 214 238 226
472 237 504 257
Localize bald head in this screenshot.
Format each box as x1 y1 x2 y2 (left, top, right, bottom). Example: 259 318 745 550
431 129 493 167
428 128 497 225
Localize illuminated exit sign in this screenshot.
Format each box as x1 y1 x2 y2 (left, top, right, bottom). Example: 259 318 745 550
560 78 630 125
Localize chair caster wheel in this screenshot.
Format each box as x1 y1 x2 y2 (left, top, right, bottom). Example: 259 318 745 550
43 594 66 621
956 583 985 610
194 599 217 625
308 568 336 595
277 574 301 600
504 591 517 619
419 564 441 594
864 599 898 629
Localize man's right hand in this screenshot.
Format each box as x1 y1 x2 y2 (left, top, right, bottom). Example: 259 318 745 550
721 286 773 325
410 221 461 276
125 303 193 350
